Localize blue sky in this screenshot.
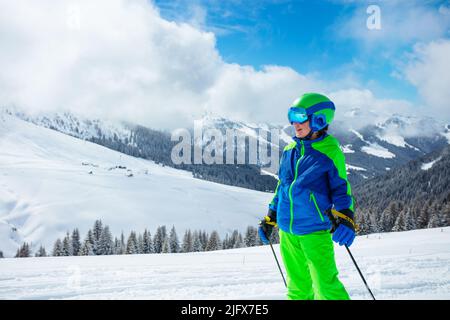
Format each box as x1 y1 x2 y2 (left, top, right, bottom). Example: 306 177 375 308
154 0 450 105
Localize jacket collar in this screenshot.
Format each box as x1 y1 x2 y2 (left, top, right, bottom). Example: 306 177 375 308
293 133 328 147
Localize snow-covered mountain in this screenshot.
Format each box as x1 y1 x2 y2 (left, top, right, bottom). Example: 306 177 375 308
0 113 271 257
4 107 450 187
200 112 450 185
0 227 449 299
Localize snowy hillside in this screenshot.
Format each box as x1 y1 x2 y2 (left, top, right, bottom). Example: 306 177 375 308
0 113 270 257
0 227 449 299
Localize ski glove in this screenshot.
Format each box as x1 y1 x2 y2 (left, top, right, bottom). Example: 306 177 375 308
330 209 356 247
258 209 277 245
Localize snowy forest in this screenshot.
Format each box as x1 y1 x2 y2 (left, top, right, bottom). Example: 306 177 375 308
10 220 280 258
353 145 450 234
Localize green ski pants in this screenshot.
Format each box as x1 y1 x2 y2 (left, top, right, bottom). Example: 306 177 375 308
279 229 350 300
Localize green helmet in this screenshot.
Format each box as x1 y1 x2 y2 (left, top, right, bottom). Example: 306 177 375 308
288 93 335 132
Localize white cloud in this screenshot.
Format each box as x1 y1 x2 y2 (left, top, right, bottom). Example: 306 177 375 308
403 39 450 121
329 88 415 128
0 0 420 129
0 0 222 129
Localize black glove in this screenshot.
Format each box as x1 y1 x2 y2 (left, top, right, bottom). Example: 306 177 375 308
327 208 355 233
258 209 277 244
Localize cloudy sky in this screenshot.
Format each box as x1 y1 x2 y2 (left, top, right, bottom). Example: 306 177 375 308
0 0 449 129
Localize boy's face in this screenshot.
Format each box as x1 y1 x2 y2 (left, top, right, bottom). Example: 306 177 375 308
293 121 312 138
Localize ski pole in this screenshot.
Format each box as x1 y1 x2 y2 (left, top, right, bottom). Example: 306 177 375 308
267 235 287 288
326 210 376 300
260 224 287 288
343 244 376 300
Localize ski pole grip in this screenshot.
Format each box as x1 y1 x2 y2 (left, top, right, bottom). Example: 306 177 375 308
325 209 338 232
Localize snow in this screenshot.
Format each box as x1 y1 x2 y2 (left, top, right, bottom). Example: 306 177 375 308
376 133 420 151
260 169 279 179
350 129 396 159
421 157 442 171
0 114 270 257
361 144 395 159
0 227 449 299
350 129 365 141
342 144 355 153
350 129 396 158
346 164 367 172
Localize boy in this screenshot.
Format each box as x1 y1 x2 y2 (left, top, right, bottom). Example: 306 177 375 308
259 93 356 300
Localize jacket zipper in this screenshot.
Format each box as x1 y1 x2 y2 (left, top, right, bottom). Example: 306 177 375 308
309 191 325 222
288 140 304 233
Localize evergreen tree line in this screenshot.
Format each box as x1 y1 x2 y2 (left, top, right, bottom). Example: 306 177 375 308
353 145 450 234
11 220 280 258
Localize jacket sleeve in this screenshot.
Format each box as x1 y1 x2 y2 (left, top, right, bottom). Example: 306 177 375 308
268 179 280 211
268 150 286 212
327 147 354 218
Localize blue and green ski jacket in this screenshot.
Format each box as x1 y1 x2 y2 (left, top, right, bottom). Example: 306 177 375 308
269 133 354 235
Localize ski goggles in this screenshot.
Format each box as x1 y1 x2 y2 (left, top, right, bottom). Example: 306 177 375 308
288 107 309 124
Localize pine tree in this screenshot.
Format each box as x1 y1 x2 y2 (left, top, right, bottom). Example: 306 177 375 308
0 250 3 258
153 226 167 253
206 230 221 251
229 230 242 248
126 231 138 254
392 210 406 232
417 203 430 229
85 229 95 247
367 209 378 234
427 212 445 228
143 229 154 254
192 231 202 252
71 228 81 256
93 220 103 255
233 233 244 248
403 208 416 230
380 201 400 232
120 231 126 254
181 229 193 253
35 245 47 257
15 242 31 258
80 238 94 256
244 226 257 247
113 237 121 255
53 238 63 256
222 233 231 250
200 231 208 251
137 233 144 254
356 212 367 235
162 237 170 253
62 232 73 256
443 203 450 226
79 229 95 255
169 226 180 253
98 225 113 255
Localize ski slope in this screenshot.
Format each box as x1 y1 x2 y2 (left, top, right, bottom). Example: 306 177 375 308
0 113 270 257
0 227 449 299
